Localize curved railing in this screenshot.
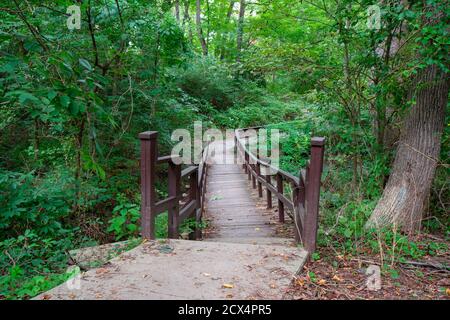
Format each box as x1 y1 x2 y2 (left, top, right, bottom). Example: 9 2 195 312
139 131 209 240
234 127 325 253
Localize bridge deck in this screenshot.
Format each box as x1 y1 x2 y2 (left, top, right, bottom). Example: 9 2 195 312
203 138 294 245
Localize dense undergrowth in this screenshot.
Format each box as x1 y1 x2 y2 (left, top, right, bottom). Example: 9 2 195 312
1 0 448 299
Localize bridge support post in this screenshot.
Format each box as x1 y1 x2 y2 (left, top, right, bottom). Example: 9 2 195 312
189 169 201 240
168 162 181 239
303 137 325 254
265 175 272 209
139 131 158 240
276 173 285 223
244 136 250 178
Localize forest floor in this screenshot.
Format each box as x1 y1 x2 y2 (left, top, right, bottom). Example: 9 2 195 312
285 245 450 300
246 187 450 300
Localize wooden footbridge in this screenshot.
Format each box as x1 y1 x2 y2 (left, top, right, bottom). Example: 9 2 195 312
38 127 325 300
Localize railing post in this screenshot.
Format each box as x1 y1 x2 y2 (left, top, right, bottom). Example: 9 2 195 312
294 172 306 244
292 182 299 242
265 174 272 209
276 172 285 223
256 164 263 198
245 136 250 178
189 169 201 239
168 162 181 239
251 164 256 189
139 131 158 240
304 137 325 254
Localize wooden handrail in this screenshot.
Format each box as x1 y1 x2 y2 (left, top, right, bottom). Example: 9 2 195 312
181 165 198 178
234 127 325 254
139 131 209 240
157 155 181 164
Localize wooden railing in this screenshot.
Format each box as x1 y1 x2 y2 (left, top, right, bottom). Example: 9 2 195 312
139 131 209 240
235 127 325 253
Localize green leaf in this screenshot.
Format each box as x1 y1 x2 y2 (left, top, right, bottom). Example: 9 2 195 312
69 101 79 116
344 229 353 238
60 95 70 108
79 58 92 71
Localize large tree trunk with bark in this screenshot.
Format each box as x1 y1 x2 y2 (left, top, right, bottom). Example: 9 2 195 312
195 0 208 55
366 64 448 232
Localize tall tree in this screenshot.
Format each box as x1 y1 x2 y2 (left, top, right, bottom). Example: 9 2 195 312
236 0 245 62
175 0 180 23
219 0 235 60
182 0 194 43
367 3 449 232
195 0 208 55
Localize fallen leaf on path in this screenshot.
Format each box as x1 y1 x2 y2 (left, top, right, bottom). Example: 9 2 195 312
318 279 327 286
295 279 304 287
332 275 343 282
96 268 109 274
203 273 211 277
222 283 234 289
42 294 52 300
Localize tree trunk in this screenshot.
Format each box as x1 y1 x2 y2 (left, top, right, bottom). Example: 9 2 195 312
366 64 448 232
236 0 245 62
219 0 235 60
183 0 193 44
195 0 208 55
175 0 180 23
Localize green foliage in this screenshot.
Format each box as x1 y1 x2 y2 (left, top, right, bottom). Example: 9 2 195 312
0 0 448 299
0 230 75 299
107 195 141 241
179 218 208 235
172 57 236 111
0 169 74 238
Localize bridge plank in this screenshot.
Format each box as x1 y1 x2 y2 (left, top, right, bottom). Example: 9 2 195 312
203 137 291 244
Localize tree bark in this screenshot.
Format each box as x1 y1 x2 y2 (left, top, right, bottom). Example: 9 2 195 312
195 0 208 55
236 0 245 62
219 0 235 60
366 64 448 232
182 0 193 44
175 0 180 23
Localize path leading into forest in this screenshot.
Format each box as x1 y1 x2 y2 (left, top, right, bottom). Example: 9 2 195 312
203 138 296 246
36 137 307 300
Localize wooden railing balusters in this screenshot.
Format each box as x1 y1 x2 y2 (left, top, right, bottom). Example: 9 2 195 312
235 128 325 255
265 173 272 209
139 131 209 241
168 162 181 239
276 172 285 223
256 163 263 197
